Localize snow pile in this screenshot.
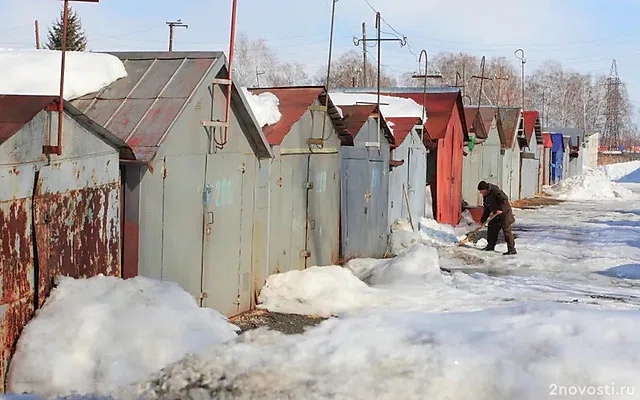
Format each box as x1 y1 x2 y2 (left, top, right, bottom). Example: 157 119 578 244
330 92 424 119
7 275 239 398
257 266 377 317
259 245 445 317
129 303 640 400
418 218 459 246
544 167 635 201
242 88 281 127
387 218 423 256
361 245 442 287
0 49 126 100
600 160 640 181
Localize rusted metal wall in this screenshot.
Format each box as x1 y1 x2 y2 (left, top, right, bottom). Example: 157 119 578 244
0 110 120 392
341 117 390 260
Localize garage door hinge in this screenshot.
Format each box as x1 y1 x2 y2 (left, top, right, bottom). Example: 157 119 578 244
300 250 311 258
304 181 314 189
199 292 208 299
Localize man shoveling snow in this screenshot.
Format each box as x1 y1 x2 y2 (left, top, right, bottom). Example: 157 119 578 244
476 181 517 255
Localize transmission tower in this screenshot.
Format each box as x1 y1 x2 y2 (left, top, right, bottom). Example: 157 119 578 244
602 59 623 150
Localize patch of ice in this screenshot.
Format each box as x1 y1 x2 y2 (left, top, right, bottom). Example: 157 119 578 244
7 275 238 398
544 167 635 201
0 49 126 100
128 303 640 400
242 87 282 127
329 92 424 119
419 218 459 246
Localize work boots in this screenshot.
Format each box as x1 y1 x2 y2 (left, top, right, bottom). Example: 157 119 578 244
503 249 517 256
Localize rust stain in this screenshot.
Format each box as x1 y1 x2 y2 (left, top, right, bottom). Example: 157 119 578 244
0 199 35 393
34 182 121 307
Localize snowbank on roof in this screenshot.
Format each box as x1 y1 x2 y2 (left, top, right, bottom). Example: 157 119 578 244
599 160 640 181
7 275 238 398
329 92 424 119
0 49 126 100
241 87 281 127
544 167 635 201
128 302 640 400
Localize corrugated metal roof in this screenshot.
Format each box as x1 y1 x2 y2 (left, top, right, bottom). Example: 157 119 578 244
386 117 422 148
523 110 542 145
463 107 488 140
334 87 467 142
382 90 466 141
497 107 522 149
340 104 394 145
72 52 221 162
0 95 57 145
477 106 497 138
249 86 349 146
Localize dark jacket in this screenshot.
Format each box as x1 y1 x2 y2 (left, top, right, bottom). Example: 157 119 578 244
481 184 515 226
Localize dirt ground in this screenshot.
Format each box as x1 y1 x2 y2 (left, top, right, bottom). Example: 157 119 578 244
510 195 564 209
229 309 328 335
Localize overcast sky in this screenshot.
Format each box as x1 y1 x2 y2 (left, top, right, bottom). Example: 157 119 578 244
2 0 640 110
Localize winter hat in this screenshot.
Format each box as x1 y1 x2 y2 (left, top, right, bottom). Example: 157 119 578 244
477 181 489 190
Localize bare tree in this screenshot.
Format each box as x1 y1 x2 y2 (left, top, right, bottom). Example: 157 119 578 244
315 50 397 89
233 33 311 87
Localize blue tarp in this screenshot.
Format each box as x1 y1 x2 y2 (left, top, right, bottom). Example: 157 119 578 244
550 133 564 184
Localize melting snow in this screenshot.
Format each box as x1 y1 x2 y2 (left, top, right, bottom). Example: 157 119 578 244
7 275 239 398
128 303 640 400
0 49 126 100
544 167 635 201
329 92 424 119
242 88 282 127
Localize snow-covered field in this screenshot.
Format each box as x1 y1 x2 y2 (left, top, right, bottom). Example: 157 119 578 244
6 162 640 400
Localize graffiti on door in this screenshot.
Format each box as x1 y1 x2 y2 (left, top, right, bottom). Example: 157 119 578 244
315 171 327 193
215 179 233 207
371 167 381 189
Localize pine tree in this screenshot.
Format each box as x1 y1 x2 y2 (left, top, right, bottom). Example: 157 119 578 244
46 6 88 51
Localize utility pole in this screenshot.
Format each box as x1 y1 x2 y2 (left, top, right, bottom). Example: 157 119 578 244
515 48 526 111
353 11 406 147
362 22 367 87
255 67 265 87
34 20 41 49
471 56 492 107
494 66 509 108
166 19 188 52
603 59 623 150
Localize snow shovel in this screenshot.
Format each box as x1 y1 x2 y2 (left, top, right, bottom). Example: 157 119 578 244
456 213 497 246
